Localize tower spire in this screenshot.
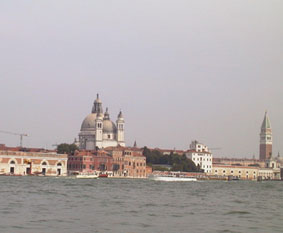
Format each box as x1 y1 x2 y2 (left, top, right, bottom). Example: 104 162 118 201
261 111 271 129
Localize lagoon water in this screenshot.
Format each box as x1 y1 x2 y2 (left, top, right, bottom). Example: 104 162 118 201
0 177 282 233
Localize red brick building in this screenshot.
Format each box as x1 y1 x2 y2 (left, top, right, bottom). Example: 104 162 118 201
67 150 113 175
67 146 147 178
105 146 147 178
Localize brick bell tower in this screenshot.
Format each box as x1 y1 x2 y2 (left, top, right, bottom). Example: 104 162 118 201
259 111 272 160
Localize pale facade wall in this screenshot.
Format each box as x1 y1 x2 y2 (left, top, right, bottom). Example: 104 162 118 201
102 140 119 148
258 168 275 180
0 151 67 176
116 120 125 144
79 130 125 149
186 141 212 174
186 152 212 173
212 165 258 180
102 133 115 140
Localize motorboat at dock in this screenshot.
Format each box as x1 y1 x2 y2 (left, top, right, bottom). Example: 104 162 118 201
76 174 98 179
151 175 197 181
149 171 197 182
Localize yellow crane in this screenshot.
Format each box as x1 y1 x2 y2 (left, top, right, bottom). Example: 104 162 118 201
0 130 28 147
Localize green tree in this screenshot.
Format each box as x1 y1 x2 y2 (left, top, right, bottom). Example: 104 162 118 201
142 147 199 172
57 143 78 155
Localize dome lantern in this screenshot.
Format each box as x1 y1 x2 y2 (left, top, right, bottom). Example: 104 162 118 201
104 107 110 120
92 93 103 114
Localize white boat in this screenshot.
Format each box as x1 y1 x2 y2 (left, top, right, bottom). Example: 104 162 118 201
150 175 197 182
76 174 98 179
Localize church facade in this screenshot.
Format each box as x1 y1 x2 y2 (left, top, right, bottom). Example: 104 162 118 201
79 94 125 150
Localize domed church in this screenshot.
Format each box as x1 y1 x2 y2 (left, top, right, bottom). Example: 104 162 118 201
79 94 125 150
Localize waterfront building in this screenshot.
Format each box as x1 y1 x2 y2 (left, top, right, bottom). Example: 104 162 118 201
212 156 282 180
79 94 125 150
67 146 147 178
185 140 212 174
258 168 276 180
212 161 282 180
105 146 147 178
265 155 281 169
264 153 283 179
0 144 67 176
212 165 259 180
67 150 113 175
259 111 272 160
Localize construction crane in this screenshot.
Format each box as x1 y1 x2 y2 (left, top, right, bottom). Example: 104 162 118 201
0 130 28 147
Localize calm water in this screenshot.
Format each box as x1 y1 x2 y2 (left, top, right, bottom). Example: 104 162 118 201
0 177 282 233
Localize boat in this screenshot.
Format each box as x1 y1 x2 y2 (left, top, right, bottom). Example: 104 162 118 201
150 175 197 182
98 173 108 178
228 175 240 181
76 174 98 179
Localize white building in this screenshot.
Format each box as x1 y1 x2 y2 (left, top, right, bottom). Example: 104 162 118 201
0 146 67 176
79 94 126 150
186 140 213 173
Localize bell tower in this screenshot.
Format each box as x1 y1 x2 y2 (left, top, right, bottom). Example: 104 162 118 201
116 111 125 147
95 113 103 148
259 111 272 160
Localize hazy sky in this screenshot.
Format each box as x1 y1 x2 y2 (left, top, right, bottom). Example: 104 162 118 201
0 1 282 158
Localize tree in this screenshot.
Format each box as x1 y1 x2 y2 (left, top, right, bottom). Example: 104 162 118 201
57 143 78 155
142 147 199 172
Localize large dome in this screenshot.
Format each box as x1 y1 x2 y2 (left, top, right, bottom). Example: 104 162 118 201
81 113 97 131
103 119 117 133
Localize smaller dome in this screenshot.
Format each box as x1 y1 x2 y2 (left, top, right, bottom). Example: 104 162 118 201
81 113 97 131
103 120 117 133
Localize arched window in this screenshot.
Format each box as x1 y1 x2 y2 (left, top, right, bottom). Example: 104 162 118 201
10 160 16 164
57 163 62 166
42 162 47 166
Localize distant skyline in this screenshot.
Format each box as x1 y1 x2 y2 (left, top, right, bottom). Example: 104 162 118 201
0 1 282 158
